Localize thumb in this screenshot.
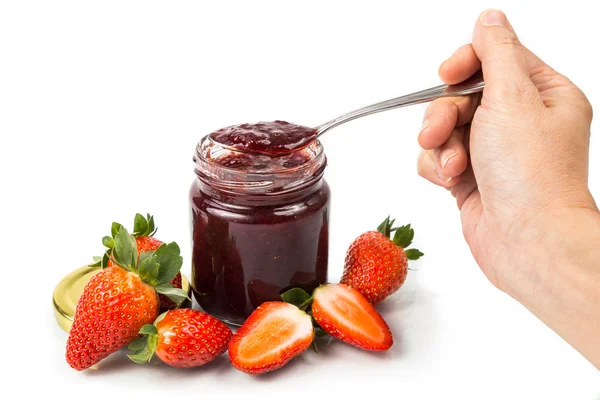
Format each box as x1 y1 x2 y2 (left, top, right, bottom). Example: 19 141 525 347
472 10 540 102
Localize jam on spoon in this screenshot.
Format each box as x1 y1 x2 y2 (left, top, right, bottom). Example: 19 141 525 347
209 120 318 157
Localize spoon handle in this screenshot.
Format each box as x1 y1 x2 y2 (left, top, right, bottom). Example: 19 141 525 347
316 71 484 137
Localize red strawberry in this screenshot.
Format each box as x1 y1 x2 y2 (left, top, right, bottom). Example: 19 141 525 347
340 216 423 304
99 214 183 312
67 226 187 371
229 302 313 374
128 308 232 368
312 283 393 351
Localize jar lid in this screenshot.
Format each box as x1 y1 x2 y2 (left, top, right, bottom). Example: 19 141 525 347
52 265 192 333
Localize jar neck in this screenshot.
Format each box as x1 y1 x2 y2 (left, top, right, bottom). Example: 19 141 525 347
193 136 327 206
196 174 326 207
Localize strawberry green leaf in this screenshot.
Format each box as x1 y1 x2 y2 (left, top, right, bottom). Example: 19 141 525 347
127 337 147 351
111 222 123 239
139 250 155 264
127 332 158 364
376 216 388 233
281 288 311 308
147 214 157 236
153 242 183 286
155 284 189 305
100 251 110 269
376 216 395 238
113 226 138 270
128 343 155 364
139 324 158 335
133 213 149 237
393 224 414 249
138 257 160 286
405 248 424 260
102 236 114 249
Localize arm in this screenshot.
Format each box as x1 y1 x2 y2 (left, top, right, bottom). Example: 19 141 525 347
516 208 600 369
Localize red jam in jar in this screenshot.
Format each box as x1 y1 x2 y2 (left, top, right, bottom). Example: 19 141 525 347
190 122 329 325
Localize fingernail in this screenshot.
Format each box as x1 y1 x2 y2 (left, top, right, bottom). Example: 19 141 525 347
420 119 430 134
480 9 508 27
441 149 457 170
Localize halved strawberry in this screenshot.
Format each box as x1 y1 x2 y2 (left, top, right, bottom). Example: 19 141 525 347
228 302 314 374
312 283 393 351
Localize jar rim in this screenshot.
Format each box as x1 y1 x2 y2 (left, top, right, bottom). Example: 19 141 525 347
193 135 327 195
194 135 325 175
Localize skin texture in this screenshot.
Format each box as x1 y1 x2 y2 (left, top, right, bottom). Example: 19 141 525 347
417 9 600 369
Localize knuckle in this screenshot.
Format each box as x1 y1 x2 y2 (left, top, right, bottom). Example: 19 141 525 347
496 31 521 47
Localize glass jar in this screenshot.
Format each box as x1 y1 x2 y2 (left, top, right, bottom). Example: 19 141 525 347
190 136 330 325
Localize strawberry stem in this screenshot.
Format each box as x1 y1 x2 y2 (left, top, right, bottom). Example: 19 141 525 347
377 216 424 259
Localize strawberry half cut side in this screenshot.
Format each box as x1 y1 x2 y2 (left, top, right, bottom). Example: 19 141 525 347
312 284 393 351
228 302 314 374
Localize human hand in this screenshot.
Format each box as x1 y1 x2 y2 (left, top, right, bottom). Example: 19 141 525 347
417 9 597 298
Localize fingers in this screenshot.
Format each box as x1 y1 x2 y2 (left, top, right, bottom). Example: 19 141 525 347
419 94 480 150
439 44 481 85
450 164 478 210
417 151 457 187
471 9 541 103
417 127 469 186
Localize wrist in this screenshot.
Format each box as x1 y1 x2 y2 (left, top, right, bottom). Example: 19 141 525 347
508 206 600 368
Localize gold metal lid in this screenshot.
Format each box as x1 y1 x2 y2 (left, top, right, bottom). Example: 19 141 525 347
52 265 192 333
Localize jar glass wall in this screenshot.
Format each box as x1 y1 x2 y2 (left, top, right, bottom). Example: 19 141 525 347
190 138 329 325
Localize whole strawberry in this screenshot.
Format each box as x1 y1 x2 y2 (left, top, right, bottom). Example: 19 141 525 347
97 213 183 312
340 216 423 304
66 227 187 371
128 308 232 368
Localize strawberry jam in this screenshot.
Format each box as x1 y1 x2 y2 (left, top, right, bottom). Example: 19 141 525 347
190 134 329 325
209 120 317 156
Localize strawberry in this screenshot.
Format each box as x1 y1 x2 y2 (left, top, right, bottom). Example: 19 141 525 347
96 213 183 312
67 226 188 371
311 283 393 351
127 308 232 368
340 216 423 304
229 302 314 374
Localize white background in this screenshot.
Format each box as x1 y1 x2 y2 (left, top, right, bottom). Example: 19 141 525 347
1 1 599 399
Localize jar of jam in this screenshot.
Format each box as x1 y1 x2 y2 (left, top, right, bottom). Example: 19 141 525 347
190 130 329 325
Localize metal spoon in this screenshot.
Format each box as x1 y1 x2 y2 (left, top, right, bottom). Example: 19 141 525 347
316 71 484 137
207 72 484 156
